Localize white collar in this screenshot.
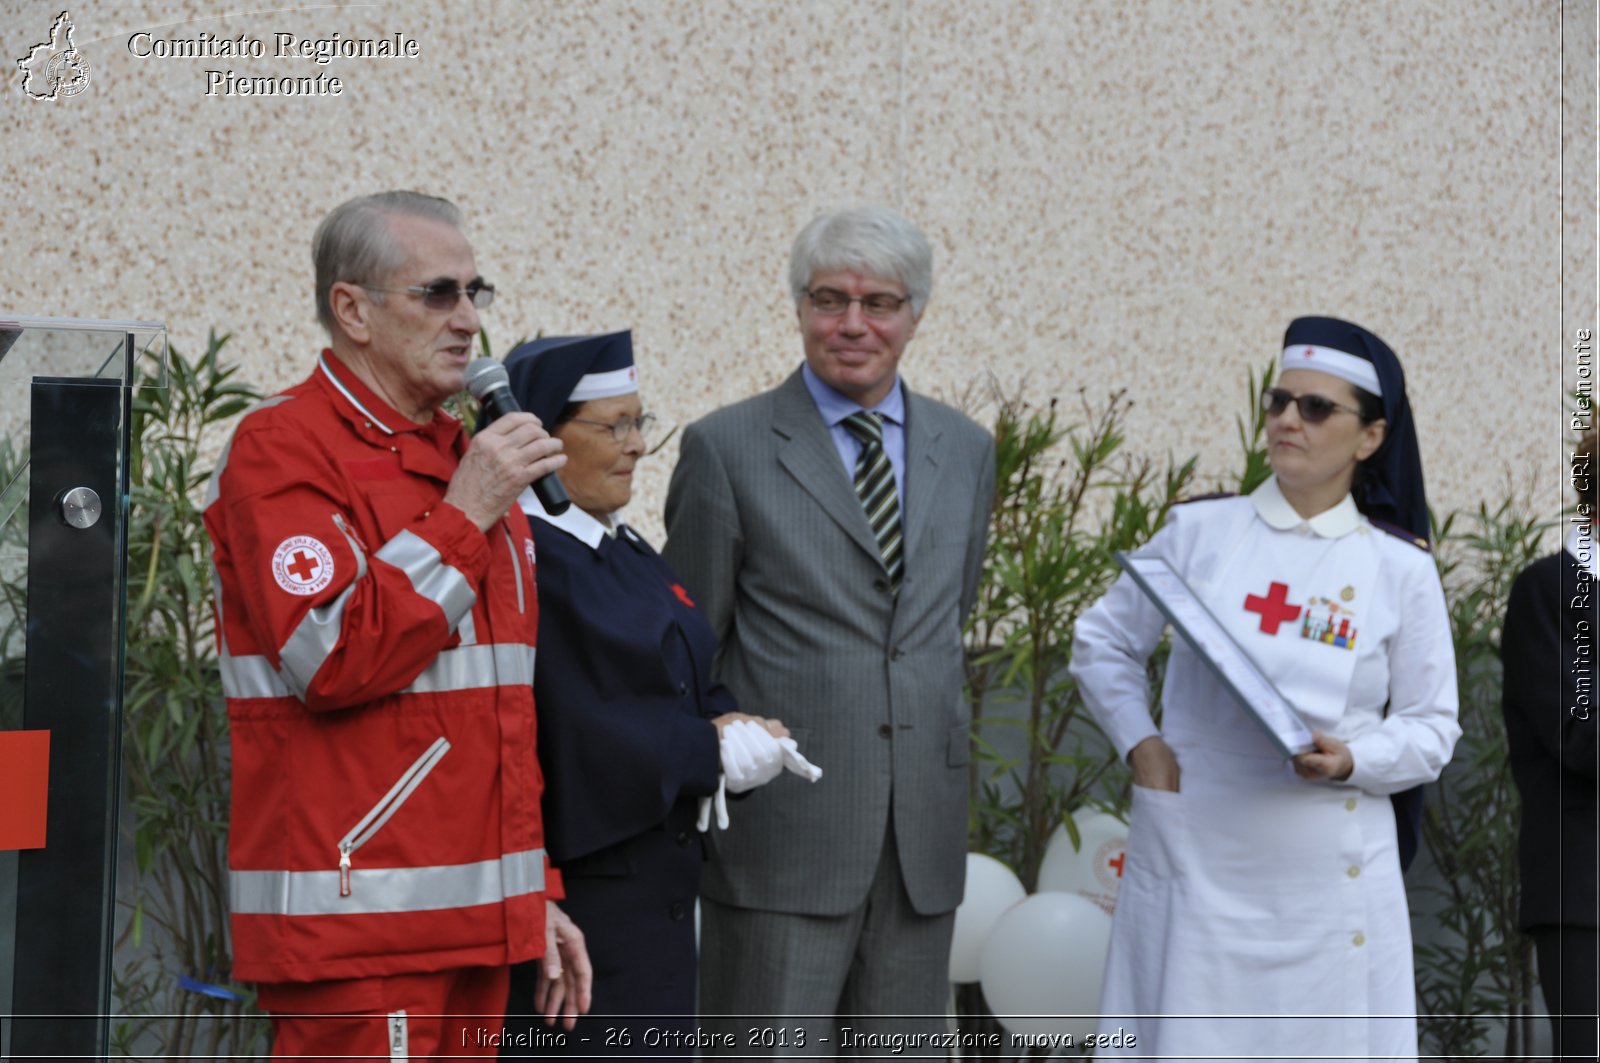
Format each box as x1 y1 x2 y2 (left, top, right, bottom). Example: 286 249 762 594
1250 475 1362 538
1565 521 1600 579
517 487 615 551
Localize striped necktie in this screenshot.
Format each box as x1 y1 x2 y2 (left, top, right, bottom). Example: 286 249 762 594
842 411 904 586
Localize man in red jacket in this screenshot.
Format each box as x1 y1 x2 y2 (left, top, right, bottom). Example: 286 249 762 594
205 190 590 1057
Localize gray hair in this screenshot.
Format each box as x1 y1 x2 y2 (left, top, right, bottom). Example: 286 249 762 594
313 190 463 332
787 205 934 316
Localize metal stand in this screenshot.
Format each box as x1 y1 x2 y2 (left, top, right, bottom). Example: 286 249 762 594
10 374 128 1060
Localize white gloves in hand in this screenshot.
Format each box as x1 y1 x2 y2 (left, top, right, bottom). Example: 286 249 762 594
721 719 786 794
697 723 824 832
697 777 729 831
776 736 823 782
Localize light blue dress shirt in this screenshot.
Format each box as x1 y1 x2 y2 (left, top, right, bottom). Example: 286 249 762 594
800 364 907 505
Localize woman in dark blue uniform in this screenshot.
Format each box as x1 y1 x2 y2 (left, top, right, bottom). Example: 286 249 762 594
499 332 799 1057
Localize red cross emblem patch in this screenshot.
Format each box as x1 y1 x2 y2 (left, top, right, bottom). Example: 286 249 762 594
1244 581 1302 634
271 535 335 596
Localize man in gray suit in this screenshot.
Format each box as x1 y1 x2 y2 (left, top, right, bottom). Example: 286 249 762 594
663 205 994 1052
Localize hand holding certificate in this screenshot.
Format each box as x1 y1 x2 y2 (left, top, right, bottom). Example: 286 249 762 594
1114 552 1316 757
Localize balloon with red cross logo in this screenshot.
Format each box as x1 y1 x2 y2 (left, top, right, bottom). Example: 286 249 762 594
1036 810 1129 917
271 535 335 596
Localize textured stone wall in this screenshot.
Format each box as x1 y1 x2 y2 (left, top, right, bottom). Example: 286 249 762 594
3 1 1592 540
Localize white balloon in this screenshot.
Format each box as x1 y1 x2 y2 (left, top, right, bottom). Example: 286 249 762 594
948 853 1025 983
1036 810 1129 916
978 892 1114 1040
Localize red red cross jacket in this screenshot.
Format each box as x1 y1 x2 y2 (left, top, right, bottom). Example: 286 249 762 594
204 352 559 985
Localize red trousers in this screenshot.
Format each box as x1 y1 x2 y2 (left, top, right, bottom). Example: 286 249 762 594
257 965 511 1060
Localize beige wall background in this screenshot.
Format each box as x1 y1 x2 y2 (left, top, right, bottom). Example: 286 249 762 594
3 0 1593 544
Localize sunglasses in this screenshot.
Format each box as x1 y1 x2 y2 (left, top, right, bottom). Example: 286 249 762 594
361 280 495 312
1260 387 1362 425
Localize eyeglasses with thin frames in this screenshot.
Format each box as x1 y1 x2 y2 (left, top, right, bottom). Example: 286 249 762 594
361 280 496 311
1261 387 1362 425
564 413 656 444
804 288 911 319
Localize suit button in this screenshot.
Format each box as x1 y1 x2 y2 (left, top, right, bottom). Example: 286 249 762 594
890 646 906 660
878 724 892 738
669 902 687 921
678 682 688 698
676 831 691 848
873 577 890 593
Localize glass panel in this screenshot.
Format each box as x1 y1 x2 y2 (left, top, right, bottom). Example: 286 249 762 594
0 314 162 1056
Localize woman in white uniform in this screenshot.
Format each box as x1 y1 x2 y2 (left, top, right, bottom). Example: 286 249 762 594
1070 317 1461 1062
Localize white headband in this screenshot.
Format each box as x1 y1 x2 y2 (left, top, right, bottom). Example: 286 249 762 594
568 364 639 402
1279 344 1382 397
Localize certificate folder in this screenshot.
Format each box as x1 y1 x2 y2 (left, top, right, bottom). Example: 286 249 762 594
1114 551 1316 757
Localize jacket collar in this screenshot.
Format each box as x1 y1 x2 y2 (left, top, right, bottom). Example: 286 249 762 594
1251 475 1361 538
799 362 905 427
315 352 463 484
519 487 613 552
773 370 890 565
316 350 461 443
772 369 946 575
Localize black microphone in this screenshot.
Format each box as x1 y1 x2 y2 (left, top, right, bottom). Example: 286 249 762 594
465 358 571 516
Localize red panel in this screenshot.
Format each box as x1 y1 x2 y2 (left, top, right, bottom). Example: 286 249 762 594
0 729 49 850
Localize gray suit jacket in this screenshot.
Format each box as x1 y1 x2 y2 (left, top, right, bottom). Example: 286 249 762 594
662 369 995 916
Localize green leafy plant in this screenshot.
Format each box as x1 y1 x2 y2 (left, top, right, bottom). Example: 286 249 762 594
0 436 29 727
1414 492 1550 1060
964 387 1195 890
111 333 267 1057
955 385 1195 1055
1233 361 1276 495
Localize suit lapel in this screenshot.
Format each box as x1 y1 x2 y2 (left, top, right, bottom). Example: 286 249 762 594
900 389 945 569
772 371 885 566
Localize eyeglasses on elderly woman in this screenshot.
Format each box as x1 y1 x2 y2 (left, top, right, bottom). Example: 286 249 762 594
563 412 656 443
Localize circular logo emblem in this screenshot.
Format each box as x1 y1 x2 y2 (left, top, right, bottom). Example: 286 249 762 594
1090 838 1127 893
272 535 335 596
46 50 91 97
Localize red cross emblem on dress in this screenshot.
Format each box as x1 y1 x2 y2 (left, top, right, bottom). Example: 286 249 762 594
271 535 336 596
1244 580 1302 634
